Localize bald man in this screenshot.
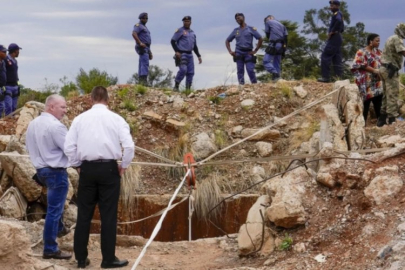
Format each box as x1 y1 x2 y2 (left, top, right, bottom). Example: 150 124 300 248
26 94 72 260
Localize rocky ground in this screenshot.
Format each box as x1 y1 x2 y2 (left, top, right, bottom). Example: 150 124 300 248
1 79 405 269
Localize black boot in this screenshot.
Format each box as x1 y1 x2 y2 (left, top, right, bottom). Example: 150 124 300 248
388 117 396 124
185 82 192 90
317 77 331 83
173 81 180 92
272 73 280 82
377 114 387 127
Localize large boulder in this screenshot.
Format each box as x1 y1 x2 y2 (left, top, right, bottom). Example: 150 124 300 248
238 195 275 255
263 167 309 228
0 152 41 202
318 104 347 151
0 187 27 218
191 132 218 160
15 101 44 143
364 166 403 205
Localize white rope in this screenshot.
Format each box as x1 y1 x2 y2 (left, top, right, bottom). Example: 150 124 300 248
0 152 182 168
131 169 191 270
198 86 343 165
188 191 195 242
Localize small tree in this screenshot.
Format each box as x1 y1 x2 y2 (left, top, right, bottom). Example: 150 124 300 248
76 68 118 94
128 65 174 88
59 76 78 97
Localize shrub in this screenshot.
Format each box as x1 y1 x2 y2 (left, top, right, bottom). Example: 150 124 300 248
76 68 118 94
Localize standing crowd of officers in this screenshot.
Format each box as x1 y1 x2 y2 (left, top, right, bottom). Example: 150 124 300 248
0 43 21 118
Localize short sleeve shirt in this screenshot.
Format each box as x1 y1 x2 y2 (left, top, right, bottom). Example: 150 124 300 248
171 27 197 52
227 25 262 50
265 20 288 41
133 23 151 45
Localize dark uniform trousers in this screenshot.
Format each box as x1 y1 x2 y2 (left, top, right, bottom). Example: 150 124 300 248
74 160 121 262
321 33 343 79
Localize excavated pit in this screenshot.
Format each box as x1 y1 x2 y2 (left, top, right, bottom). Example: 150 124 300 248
90 194 258 242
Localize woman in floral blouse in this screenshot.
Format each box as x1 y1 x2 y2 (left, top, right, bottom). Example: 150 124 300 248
351 33 383 123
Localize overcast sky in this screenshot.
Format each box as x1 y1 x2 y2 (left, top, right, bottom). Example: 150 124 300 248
1 0 404 91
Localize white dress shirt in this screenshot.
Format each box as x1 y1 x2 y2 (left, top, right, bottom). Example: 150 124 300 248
26 112 69 169
64 104 135 168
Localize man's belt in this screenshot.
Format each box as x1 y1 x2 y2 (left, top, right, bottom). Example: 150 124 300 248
178 50 192 54
43 167 66 170
237 47 253 52
83 159 116 163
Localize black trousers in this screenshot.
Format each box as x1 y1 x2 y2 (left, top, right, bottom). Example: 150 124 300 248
363 95 383 122
74 160 121 262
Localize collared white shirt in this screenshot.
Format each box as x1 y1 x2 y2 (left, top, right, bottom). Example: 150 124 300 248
64 104 135 168
26 112 69 169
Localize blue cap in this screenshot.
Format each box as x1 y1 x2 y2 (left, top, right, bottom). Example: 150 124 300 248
0 45 7 52
138 12 148 19
8 43 21 52
182 16 191 21
329 0 340 5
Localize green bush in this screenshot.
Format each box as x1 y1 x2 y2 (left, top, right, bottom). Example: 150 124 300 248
18 88 54 108
123 100 137 111
279 233 293 251
76 68 118 94
135 85 148 95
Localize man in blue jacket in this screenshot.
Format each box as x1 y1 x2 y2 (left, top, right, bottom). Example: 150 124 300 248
318 0 344 83
132 13 152 86
5 43 22 115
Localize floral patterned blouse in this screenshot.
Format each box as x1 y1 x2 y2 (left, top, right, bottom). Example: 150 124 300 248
350 47 383 101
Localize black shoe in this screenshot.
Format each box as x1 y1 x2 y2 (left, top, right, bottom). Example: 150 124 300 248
317 77 331 83
185 82 192 90
377 114 387 127
43 250 72 260
388 117 396 124
57 226 70 238
101 257 129 268
78 258 90 268
173 81 180 92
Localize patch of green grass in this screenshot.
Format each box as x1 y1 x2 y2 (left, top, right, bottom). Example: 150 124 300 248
128 121 139 136
279 233 293 251
135 85 148 95
118 87 130 99
208 96 221 105
183 88 194 96
215 129 227 149
279 83 293 99
123 100 137 111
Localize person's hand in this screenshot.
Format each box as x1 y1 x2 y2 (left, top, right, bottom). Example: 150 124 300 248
198 57 202 64
373 68 380 74
248 50 257 55
229 51 236 57
139 42 146 48
149 53 153 60
118 165 126 176
175 52 181 59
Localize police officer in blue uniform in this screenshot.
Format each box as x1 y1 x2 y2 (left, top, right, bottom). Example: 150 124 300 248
318 0 344 83
132 12 152 86
263 15 288 82
0 45 7 118
5 43 21 115
171 16 202 91
226 13 263 85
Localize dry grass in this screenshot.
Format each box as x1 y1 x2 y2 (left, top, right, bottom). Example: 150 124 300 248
194 173 223 221
120 164 142 215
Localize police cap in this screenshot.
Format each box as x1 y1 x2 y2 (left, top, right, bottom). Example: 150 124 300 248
0 45 7 52
329 0 340 5
235 13 244 19
182 16 192 21
8 43 21 52
138 12 148 19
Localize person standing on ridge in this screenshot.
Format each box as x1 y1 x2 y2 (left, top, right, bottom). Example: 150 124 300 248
132 12 152 86
171 16 202 91
318 0 344 83
4 43 22 115
226 13 263 85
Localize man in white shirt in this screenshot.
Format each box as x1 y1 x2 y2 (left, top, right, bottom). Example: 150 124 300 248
26 94 72 260
64 86 134 269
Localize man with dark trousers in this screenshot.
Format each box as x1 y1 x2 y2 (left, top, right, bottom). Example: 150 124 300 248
0 45 7 118
171 16 202 91
4 43 21 115
318 0 344 83
226 13 263 85
64 86 135 269
132 12 152 86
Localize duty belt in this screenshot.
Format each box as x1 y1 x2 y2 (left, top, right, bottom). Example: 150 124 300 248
178 50 192 54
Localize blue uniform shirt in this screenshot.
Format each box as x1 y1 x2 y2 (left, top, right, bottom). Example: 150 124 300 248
171 27 197 52
227 25 262 51
265 20 288 41
0 61 6 87
329 11 344 34
133 23 151 45
5 55 18 85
